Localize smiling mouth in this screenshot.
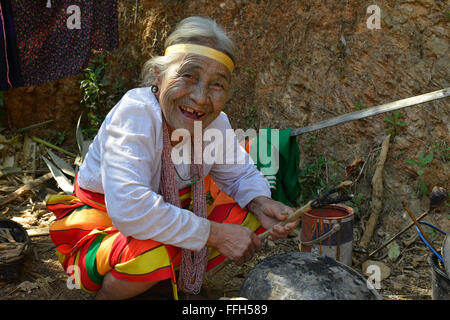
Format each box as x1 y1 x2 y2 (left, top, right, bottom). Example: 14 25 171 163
178 105 206 120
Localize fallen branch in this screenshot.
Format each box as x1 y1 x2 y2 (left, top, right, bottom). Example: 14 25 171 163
359 135 391 249
26 227 50 237
354 209 429 268
16 120 54 133
0 173 53 207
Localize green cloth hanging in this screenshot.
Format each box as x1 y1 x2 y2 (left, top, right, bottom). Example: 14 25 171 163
251 128 300 207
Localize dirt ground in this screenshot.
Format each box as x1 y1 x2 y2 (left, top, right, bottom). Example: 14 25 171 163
0 182 448 300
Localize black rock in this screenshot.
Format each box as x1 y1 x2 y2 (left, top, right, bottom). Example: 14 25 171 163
240 252 382 300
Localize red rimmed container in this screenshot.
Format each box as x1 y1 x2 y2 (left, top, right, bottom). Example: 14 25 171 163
299 204 354 266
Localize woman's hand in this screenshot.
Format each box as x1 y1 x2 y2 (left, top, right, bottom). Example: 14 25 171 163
247 196 299 241
206 221 261 265
205 196 298 265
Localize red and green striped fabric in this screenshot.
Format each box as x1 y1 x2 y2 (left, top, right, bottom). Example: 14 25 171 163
47 179 264 296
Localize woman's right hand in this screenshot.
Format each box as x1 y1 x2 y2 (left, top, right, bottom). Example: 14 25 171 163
206 221 262 265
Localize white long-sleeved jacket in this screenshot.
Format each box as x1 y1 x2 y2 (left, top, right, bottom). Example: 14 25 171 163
77 88 271 251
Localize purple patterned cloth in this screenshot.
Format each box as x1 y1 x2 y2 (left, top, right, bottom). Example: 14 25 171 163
0 0 24 90
3 0 118 88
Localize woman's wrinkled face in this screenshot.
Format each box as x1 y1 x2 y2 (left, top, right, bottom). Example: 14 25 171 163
155 54 231 136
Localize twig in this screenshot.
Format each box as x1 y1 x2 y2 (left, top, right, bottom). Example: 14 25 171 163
354 210 429 268
27 227 50 237
0 168 49 177
359 135 391 249
16 120 54 133
354 145 380 185
402 201 439 254
0 173 53 207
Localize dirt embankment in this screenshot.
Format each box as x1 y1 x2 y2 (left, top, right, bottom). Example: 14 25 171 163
5 0 449 208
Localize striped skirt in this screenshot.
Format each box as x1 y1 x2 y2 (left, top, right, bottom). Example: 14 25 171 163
46 178 264 295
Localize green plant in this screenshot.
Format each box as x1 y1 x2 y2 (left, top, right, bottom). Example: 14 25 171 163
296 154 339 206
244 105 257 128
406 152 433 196
384 110 406 136
245 67 256 79
353 101 367 110
426 227 436 238
303 134 317 149
431 141 450 162
79 52 125 138
345 192 364 215
50 130 66 146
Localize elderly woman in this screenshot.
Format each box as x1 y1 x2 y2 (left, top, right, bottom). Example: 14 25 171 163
47 16 298 300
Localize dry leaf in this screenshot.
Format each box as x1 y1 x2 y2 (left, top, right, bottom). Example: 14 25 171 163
387 241 401 261
17 281 39 293
345 157 363 177
41 156 74 194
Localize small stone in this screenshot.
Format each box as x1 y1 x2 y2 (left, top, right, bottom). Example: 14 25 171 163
362 260 391 280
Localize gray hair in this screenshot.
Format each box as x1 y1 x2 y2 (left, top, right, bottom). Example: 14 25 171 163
140 16 236 87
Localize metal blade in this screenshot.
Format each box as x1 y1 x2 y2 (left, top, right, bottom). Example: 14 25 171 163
290 87 450 136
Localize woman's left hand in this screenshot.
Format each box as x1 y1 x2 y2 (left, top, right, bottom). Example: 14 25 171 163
247 196 299 241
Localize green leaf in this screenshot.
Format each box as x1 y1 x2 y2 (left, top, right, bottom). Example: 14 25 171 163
417 152 425 162
76 114 85 156
423 153 433 165
406 159 418 166
387 241 401 261
419 181 428 195
355 193 364 203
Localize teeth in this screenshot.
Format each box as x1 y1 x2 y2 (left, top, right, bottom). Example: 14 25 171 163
180 105 205 117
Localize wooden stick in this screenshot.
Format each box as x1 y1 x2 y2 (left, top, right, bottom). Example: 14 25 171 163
26 227 50 237
0 172 53 207
257 201 313 240
207 200 315 277
16 120 54 133
354 209 430 268
359 135 391 249
402 201 439 254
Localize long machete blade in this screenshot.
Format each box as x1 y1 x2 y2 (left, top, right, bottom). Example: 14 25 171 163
290 87 450 136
